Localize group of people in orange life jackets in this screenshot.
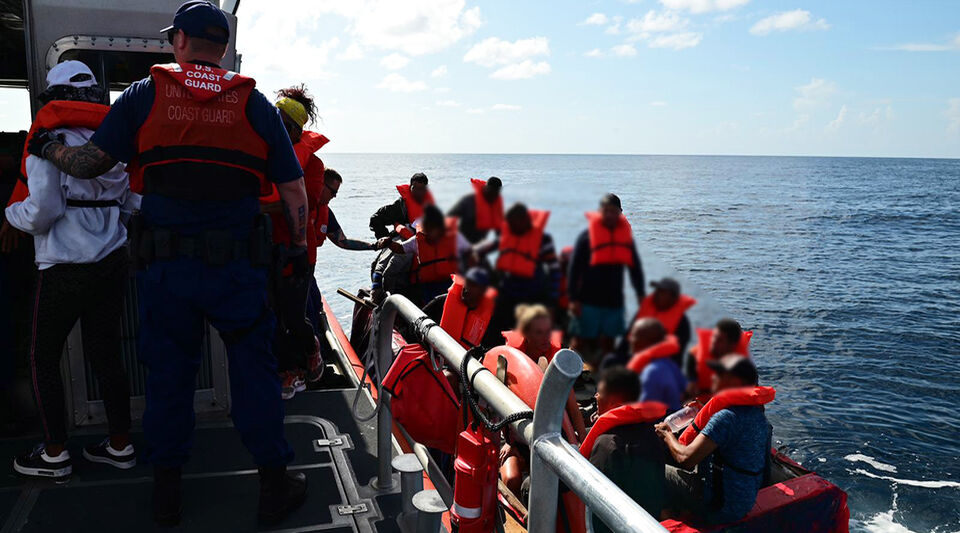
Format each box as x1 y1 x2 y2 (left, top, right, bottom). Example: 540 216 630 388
356 172 775 528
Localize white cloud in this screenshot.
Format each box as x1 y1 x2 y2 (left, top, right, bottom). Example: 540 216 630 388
648 32 703 50
826 104 847 131
793 78 837 111
627 10 688 34
464 37 550 67
584 48 605 58
605 16 624 35
377 73 428 92
581 13 608 26
612 44 638 57
337 42 364 61
659 0 749 14
649 101 668 107
947 98 960 134
436 99 461 107
492 104 522 111
434 86 451 93
380 53 411 70
490 60 552 80
431 65 448 78
750 10 829 36
466 108 485 114
879 34 960 52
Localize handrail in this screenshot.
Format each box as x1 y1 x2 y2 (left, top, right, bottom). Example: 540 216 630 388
372 294 667 533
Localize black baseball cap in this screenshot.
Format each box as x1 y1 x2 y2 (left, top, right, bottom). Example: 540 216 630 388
650 277 681 295
707 355 759 385
162 1 230 45
464 267 491 287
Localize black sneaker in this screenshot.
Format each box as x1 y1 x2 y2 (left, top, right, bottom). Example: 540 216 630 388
83 438 136 469
13 443 72 480
258 467 307 526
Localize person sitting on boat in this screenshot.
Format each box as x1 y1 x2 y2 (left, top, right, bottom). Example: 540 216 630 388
684 318 752 397
582 366 668 529
656 355 774 525
369 172 434 239
7 60 137 480
423 267 501 349
634 277 695 361
384 204 473 305
477 202 561 334
447 176 503 243
567 194 644 368
621 318 686 412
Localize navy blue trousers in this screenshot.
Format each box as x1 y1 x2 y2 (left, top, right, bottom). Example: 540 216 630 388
137 257 293 467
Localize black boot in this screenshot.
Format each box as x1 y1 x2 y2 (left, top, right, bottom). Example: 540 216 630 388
258 467 307 526
153 466 182 528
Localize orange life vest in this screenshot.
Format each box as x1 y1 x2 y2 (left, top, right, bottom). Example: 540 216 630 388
679 386 775 445
635 293 697 334
626 335 681 374
471 178 503 231
394 223 416 240
440 275 497 349
567 401 668 533
501 329 563 363
693 328 753 392
496 209 549 278
314 204 330 248
585 211 634 267
260 130 328 204
128 63 268 199
410 217 459 284
8 100 110 207
396 183 435 223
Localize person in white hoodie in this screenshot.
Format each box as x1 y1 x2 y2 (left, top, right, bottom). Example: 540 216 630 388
6 61 138 480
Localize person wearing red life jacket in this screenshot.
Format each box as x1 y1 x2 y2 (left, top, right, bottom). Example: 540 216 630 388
384 204 472 305
423 267 501 349
656 355 774 525
7 60 136 483
620 318 687 412
568 194 644 368
581 367 668 531
634 277 695 362
448 176 503 243
368 172 434 239
25 4 308 526
684 318 751 396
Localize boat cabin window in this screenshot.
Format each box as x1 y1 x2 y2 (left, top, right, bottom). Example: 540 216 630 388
57 49 173 92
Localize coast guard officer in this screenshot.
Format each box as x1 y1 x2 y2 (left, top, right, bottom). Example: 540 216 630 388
28 1 309 527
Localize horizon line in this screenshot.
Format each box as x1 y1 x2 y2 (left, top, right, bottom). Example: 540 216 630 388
320 151 960 161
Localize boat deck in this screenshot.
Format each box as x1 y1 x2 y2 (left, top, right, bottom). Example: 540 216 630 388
0 389 403 533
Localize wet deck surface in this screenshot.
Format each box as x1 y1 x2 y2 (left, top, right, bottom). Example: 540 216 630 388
0 389 402 533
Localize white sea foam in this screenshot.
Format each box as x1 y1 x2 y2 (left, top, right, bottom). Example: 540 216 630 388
845 453 899 473
854 468 960 489
854 509 919 533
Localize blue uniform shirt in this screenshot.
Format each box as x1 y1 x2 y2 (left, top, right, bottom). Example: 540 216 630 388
701 405 770 523
639 358 686 412
91 65 302 236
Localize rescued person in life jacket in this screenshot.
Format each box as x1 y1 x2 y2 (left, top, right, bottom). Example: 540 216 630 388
384 204 473 305
369 172 434 239
582 367 669 529
685 318 752 397
622 318 686 412
567 194 644 368
448 176 503 243
656 355 774 525
634 277 695 360
7 60 137 482
423 267 502 349
476 202 562 334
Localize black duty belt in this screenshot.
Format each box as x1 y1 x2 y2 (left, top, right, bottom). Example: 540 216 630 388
66 199 120 208
137 228 269 267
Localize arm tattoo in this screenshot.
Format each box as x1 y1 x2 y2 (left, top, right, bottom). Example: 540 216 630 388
47 141 117 180
332 229 375 251
297 205 306 241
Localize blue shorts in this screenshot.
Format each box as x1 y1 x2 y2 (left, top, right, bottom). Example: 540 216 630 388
569 304 626 339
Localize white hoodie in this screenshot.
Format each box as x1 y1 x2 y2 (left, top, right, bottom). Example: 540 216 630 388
5 125 139 269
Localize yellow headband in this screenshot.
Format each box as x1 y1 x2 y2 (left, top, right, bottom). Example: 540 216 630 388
276 97 308 128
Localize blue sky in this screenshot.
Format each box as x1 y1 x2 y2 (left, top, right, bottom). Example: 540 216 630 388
3 0 958 157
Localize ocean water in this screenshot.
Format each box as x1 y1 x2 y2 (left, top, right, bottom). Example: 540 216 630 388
313 154 960 533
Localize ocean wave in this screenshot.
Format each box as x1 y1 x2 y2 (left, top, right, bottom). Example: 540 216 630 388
845 454 899 473
854 469 960 489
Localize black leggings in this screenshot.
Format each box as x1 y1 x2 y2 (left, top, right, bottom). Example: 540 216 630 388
29 249 131 445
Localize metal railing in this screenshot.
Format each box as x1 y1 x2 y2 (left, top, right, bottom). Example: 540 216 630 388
371 295 668 533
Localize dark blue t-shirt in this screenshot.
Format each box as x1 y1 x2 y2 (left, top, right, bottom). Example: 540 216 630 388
701 405 770 523
91 66 302 236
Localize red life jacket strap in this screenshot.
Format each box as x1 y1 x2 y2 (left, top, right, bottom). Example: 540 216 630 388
138 144 267 174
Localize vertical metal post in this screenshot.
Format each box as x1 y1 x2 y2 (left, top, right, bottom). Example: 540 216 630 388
413 490 447 533
393 453 424 514
527 349 583 533
374 300 400 490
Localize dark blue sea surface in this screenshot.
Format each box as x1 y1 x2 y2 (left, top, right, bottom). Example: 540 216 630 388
316 154 960 533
